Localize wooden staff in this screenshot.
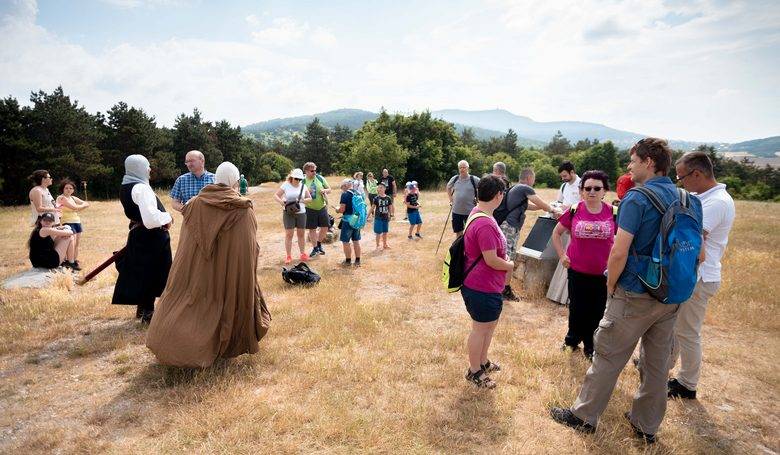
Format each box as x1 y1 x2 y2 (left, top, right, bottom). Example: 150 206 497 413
77 247 125 285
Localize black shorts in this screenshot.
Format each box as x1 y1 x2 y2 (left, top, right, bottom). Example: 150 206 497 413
305 207 330 229
452 213 468 233
461 285 503 322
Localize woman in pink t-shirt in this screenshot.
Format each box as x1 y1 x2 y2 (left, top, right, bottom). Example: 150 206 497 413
552 170 616 360
461 175 515 389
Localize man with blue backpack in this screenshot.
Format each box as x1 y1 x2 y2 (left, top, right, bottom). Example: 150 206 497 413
337 178 367 267
551 138 703 444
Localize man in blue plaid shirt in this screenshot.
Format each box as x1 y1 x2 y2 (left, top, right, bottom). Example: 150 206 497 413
171 150 215 211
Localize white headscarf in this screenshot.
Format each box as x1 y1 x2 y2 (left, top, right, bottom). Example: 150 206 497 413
122 155 150 185
215 162 240 187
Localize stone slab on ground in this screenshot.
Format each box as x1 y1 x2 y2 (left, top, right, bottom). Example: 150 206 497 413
2 268 62 290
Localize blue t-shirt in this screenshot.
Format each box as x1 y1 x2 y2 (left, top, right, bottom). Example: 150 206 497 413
617 176 703 293
340 190 354 216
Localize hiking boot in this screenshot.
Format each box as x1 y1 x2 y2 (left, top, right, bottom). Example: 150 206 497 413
624 412 656 444
317 245 325 255
310 247 320 257
668 378 697 399
465 368 496 389
502 286 520 302
407 235 413 240
415 233 423 239
135 306 143 319
140 309 154 325
340 260 352 267
60 261 72 269
71 260 82 271
550 407 595 434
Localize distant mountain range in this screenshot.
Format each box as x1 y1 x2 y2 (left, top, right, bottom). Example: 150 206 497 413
242 108 779 157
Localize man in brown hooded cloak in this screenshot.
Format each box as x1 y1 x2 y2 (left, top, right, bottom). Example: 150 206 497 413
146 162 271 367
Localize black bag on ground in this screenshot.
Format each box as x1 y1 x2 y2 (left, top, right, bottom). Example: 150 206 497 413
282 262 321 285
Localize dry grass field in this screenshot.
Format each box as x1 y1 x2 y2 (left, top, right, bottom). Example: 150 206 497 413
0 178 778 454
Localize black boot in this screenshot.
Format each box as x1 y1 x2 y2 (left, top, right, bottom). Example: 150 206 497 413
135 306 143 319
502 285 520 302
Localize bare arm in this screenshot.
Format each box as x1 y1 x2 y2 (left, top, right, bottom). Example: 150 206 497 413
337 203 346 214
481 249 514 272
552 223 570 268
528 194 553 212
303 187 313 203
41 226 74 238
171 199 184 212
71 196 89 209
30 189 56 214
273 188 286 206
606 228 634 294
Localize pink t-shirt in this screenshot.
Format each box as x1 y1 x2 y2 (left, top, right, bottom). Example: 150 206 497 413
558 202 616 276
463 208 507 293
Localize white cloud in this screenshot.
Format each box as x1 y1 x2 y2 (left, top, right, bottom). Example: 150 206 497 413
99 0 186 8
249 17 338 49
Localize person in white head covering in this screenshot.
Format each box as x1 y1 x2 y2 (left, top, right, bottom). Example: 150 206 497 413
112 154 173 324
147 161 271 367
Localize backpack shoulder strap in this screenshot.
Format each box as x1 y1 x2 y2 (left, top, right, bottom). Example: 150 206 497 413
297 182 305 202
464 211 489 231
569 201 581 218
677 188 690 208
628 186 667 214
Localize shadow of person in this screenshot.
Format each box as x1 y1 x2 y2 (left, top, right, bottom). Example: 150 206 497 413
670 398 737 453
424 385 508 451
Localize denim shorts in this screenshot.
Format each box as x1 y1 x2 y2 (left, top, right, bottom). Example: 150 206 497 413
64 222 83 234
461 285 503 322
373 218 389 234
408 210 422 225
340 222 362 243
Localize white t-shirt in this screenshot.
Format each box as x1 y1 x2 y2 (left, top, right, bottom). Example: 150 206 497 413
281 182 306 214
695 183 735 282
557 176 581 207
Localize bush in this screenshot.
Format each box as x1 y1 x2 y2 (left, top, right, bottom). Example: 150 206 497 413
741 182 773 201
257 152 294 183
534 164 559 188
339 127 409 183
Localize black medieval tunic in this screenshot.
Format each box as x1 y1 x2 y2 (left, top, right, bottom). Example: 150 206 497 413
111 182 172 306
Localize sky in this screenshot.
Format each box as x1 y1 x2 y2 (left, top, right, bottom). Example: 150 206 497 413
1 0 778 143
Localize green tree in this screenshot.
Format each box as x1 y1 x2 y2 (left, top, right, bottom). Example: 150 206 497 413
257 152 294 182
172 109 222 169
545 130 572 156
340 127 409 184
503 129 519 157
303 118 334 173
570 141 620 185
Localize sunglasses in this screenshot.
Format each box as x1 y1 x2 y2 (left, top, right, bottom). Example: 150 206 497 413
583 186 603 192
293 178 302 181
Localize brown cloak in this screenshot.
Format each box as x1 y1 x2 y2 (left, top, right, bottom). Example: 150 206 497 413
146 184 271 367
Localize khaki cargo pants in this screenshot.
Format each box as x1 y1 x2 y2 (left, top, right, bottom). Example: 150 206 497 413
571 286 679 435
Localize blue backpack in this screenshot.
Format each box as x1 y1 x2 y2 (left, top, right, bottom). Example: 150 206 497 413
347 192 368 229
629 186 702 304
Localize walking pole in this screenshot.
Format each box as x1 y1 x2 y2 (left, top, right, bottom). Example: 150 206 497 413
435 204 453 255
82 180 88 201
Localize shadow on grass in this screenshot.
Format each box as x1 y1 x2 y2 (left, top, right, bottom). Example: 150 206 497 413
424 385 509 451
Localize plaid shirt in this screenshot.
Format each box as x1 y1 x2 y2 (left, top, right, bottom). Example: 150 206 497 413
170 171 215 204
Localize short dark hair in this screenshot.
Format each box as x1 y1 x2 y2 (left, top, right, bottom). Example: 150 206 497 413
558 161 575 173
59 178 76 193
676 151 714 178
28 170 49 185
477 174 505 202
630 138 672 176
579 170 610 191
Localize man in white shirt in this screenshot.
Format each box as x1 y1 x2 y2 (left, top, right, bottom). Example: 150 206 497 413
557 161 581 208
668 151 735 399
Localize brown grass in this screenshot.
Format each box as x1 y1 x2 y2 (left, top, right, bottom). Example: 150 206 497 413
0 179 778 454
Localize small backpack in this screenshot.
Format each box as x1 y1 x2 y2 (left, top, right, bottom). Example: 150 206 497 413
493 182 524 226
629 186 702 304
282 262 321 286
347 192 368 229
442 212 490 293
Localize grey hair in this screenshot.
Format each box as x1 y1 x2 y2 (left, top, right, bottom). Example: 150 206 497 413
492 161 506 175
519 168 535 182
457 160 469 168
340 178 354 189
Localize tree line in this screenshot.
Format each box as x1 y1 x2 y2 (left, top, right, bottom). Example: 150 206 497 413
1 87 777 205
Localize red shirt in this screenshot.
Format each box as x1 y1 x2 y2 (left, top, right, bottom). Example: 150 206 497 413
616 173 634 200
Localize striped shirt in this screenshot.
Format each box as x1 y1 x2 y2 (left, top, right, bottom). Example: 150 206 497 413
170 171 215 204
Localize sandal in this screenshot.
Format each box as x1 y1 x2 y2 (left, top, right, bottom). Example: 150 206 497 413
465 369 496 389
481 360 501 374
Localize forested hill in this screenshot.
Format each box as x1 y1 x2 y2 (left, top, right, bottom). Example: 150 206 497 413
727 136 780 157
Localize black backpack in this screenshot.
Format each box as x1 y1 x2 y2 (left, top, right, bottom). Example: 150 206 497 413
492 181 521 226
282 262 321 285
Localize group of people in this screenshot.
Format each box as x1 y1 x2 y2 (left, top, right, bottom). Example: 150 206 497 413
24 137 736 443
27 170 90 271
273 165 426 266
457 138 735 444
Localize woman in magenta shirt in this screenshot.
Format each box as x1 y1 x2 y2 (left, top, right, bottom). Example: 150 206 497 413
552 170 616 360
461 175 515 389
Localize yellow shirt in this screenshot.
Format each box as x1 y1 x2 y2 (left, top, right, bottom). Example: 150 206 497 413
59 198 80 224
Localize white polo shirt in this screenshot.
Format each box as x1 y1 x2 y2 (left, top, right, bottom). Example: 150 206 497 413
557 176 581 207
695 183 735 282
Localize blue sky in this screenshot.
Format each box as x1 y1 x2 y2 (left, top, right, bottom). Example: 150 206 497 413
1 0 778 142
